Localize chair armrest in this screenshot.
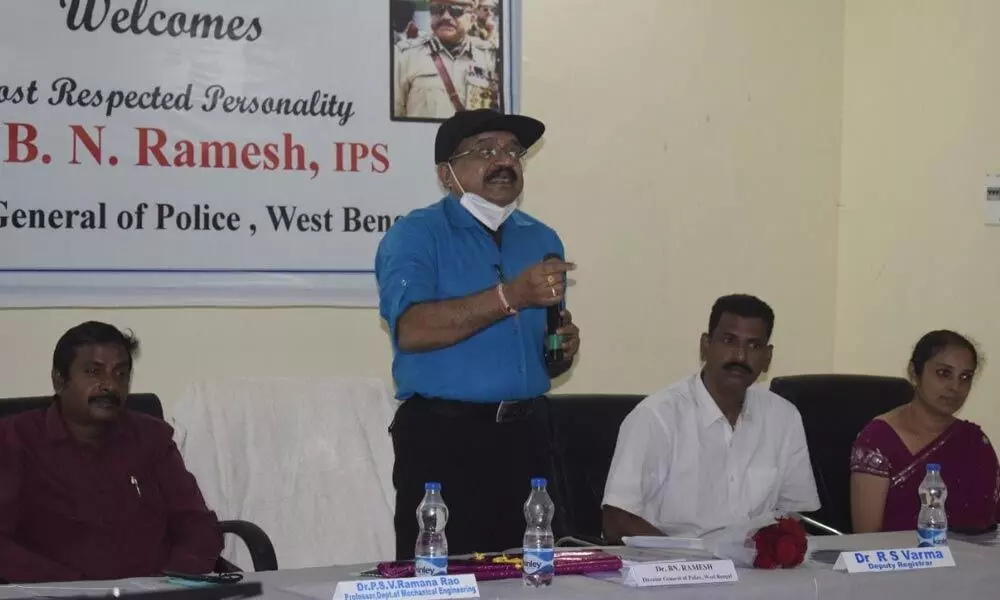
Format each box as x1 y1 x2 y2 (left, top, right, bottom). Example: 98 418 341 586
219 519 279 571
794 513 844 536
214 556 241 574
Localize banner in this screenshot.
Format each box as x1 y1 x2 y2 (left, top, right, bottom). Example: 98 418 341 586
0 0 520 307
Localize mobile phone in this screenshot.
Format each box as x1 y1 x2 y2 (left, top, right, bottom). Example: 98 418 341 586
163 571 244 586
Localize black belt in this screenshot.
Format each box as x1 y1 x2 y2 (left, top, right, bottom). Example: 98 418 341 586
409 395 541 423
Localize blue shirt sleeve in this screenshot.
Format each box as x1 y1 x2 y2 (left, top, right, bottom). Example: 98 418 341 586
375 218 438 340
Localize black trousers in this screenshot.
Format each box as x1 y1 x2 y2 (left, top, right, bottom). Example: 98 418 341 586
390 396 555 560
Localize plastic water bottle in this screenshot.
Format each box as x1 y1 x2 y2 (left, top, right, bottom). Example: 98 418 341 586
917 464 948 547
415 482 448 576
522 477 555 587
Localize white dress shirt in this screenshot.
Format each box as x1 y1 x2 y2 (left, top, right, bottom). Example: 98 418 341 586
602 371 820 537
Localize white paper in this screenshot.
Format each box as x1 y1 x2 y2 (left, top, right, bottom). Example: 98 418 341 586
622 536 706 551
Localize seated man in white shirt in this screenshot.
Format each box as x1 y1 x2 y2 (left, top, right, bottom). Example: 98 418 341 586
602 294 820 542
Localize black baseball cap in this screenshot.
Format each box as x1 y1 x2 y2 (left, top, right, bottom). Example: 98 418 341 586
434 109 545 163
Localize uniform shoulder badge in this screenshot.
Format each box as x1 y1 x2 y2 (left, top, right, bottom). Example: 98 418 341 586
396 34 431 52
470 36 497 51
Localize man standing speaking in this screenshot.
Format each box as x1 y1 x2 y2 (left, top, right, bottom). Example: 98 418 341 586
376 109 579 558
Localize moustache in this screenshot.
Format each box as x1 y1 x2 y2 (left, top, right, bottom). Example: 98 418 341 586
88 393 123 406
723 362 752 375
484 166 517 184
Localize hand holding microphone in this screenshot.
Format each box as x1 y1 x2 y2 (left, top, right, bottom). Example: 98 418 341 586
504 255 574 310
542 253 567 364
503 254 579 364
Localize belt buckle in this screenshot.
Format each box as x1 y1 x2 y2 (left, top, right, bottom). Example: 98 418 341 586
495 399 531 423
495 401 509 423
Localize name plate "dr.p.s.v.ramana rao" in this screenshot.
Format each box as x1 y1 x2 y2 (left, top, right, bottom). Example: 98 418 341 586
833 547 956 574
333 575 480 600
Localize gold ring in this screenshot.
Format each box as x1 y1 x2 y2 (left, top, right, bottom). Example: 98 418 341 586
547 275 555 285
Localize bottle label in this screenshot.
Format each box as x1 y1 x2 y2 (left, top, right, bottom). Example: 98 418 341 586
917 526 947 547
415 556 447 576
522 549 555 576
546 334 563 352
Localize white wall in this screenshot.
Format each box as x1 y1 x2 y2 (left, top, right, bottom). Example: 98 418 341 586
836 0 1000 443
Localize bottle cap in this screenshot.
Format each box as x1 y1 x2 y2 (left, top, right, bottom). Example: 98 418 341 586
531 477 547 488
926 463 940 472
425 482 442 491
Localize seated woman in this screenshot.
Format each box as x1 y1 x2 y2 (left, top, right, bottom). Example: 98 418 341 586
850 330 1000 533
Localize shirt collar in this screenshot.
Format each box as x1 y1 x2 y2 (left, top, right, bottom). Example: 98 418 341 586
44 402 132 444
430 35 472 59
442 194 533 229
692 370 753 428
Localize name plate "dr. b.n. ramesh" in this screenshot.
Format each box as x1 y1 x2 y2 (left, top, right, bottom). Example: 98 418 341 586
332 575 479 600
622 560 739 588
833 547 956 574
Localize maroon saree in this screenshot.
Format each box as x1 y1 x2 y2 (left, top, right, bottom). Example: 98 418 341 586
851 419 1000 532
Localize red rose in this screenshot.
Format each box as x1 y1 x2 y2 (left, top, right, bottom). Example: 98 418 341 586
774 536 800 566
751 519 808 569
753 527 777 552
754 553 776 569
777 517 805 536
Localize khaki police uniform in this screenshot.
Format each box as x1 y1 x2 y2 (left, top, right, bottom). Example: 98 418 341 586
394 34 499 120
470 22 499 48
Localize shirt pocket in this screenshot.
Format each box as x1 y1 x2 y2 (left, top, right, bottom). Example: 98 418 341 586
745 466 778 515
123 474 170 540
135 474 165 508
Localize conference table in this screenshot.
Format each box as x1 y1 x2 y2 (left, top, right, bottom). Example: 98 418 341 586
1 531 997 600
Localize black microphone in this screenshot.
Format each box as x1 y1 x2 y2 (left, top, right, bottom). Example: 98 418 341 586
543 252 564 364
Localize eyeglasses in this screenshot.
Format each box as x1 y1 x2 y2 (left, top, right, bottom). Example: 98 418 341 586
429 4 472 19
449 145 528 163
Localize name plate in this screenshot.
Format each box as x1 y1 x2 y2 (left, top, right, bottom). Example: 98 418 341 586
333 575 479 600
623 560 739 587
833 547 956 574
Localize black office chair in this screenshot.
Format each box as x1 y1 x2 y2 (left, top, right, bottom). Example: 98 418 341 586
546 393 645 546
769 374 913 535
0 394 279 573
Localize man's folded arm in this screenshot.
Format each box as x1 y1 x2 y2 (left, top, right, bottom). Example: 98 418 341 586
600 405 668 543
776 410 822 513
154 435 223 574
0 538 84 584
0 433 83 583
601 505 663 543
376 221 510 352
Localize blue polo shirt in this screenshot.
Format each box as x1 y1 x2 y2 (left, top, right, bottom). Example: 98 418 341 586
375 195 565 402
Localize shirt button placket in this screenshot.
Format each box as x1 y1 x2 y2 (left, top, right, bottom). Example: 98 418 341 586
726 446 738 506
513 316 527 389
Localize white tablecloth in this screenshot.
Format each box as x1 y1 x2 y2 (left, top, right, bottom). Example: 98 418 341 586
2 532 996 600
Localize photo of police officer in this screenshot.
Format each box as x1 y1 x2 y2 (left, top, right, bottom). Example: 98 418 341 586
391 0 504 122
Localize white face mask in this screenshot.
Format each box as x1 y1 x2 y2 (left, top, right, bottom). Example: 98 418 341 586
448 164 518 231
